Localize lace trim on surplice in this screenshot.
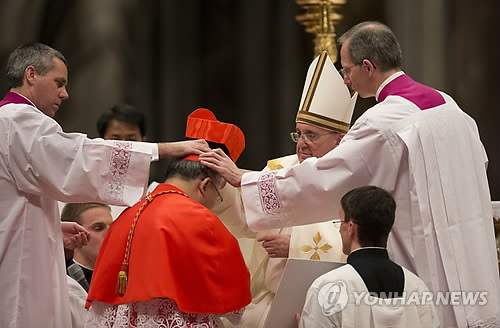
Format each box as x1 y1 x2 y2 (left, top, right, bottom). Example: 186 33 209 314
257 171 282 215
105 141 132 203
86 298 244 328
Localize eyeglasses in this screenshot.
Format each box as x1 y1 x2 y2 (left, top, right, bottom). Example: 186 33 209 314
340 59 377 78
210 180 224 204
332 219 345 229
339 63 362 78
332 219 359 228
290 131 337 143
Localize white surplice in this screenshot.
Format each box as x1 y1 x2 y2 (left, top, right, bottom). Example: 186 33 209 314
267 155 346 262
0 102 157 328
300 264 439 328
240 90 500 326
67 276 89 328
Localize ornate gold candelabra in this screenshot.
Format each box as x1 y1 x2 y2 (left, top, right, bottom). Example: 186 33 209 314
296 0 347 62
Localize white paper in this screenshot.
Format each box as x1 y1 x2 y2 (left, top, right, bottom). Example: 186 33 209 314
264 258 344 328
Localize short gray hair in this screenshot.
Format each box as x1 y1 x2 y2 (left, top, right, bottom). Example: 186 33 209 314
338 21 401 72
6 42 67 88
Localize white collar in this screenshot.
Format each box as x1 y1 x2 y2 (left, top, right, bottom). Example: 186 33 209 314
375 71 405 102
72 259 93 271
349 246 386 255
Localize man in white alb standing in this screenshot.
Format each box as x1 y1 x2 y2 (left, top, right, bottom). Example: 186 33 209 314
0 42 208 328
201 22 500 327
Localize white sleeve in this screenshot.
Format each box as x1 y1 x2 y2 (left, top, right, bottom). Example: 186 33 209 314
219 307 245 325
211 184 256 238
240 119 401 231
66 276 88 328
7 107 155 206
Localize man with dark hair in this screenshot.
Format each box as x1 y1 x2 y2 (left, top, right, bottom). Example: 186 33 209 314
96 103 147 141
0 42 209 328
300 186 439 327
339 186 396 251
201 21 500 327
86 109 250 327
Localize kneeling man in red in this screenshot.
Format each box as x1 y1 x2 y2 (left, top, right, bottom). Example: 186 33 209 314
85 108 250 328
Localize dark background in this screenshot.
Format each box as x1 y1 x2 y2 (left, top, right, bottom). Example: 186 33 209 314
0 0 498 199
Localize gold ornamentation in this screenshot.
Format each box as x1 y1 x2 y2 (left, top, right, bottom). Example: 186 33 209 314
296 0 348 62
266 158 284 170
300 231 333 260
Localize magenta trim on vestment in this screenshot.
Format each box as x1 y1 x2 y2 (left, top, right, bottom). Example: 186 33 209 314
378 75 445 110
0 92 33 108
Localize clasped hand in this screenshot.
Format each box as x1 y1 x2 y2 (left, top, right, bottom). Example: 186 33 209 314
257 234 291 258
61 222 89 249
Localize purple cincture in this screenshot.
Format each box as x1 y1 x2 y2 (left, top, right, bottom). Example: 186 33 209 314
0 92 33 108
378 75 445 110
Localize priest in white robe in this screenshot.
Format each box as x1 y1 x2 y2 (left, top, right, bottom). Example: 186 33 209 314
0 43 208 328
215 52 355 328
201 22 500 327
300 186 439 328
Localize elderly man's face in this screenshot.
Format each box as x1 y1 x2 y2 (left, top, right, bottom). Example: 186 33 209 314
30 57 69 117
295 122 343 163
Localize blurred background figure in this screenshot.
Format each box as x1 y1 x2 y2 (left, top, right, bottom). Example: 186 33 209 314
61 203 113 289
96 103 147 142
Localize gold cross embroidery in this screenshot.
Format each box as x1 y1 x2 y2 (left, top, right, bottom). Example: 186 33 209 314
300 232 333 260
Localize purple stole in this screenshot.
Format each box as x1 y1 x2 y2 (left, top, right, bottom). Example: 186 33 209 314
378 74 445 110
0 92 34 108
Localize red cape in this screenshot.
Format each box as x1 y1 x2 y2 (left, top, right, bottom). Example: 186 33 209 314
86 184 251 314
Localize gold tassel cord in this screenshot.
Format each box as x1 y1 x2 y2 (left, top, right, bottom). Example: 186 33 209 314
116 263 128 295
115 190 187 296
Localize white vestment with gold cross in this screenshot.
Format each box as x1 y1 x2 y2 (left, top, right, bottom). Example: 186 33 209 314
214 154 346 328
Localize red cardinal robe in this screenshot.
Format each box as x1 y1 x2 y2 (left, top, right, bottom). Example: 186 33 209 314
86 183 251 314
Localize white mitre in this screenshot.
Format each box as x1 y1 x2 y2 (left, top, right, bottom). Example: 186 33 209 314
296 51 358 133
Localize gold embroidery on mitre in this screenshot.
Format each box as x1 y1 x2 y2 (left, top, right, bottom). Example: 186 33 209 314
300 231 333 260
295 110 350 133
300 51 328 114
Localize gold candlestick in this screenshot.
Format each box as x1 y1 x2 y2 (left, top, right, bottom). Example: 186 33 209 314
296 0 347 62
